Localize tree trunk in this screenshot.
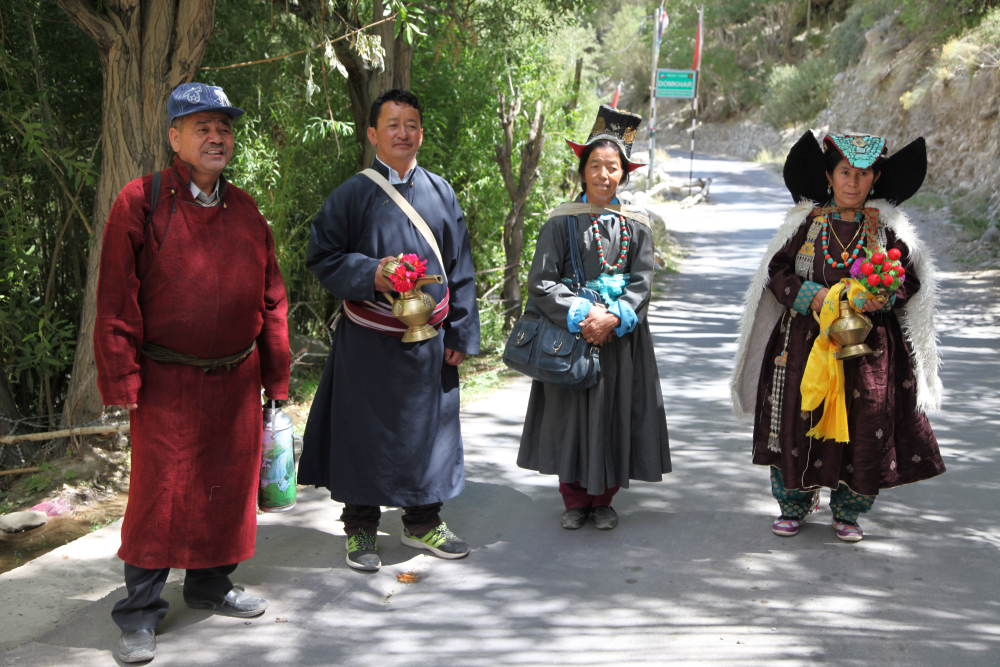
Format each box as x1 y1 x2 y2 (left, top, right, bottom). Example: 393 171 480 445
336 0 413 168
494 91 545 330
56 0 216 433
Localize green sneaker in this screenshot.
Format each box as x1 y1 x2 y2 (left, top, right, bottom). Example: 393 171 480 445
346 530 380 572
400 522 471 559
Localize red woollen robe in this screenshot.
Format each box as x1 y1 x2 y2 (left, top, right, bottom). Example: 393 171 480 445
94 156 290 570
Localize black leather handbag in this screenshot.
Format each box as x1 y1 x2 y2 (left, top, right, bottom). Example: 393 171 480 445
502 216 602 390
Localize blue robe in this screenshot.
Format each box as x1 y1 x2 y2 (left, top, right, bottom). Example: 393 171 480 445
298 160 480 506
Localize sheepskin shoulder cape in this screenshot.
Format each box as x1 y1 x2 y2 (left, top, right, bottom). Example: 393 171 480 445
729 199 943 419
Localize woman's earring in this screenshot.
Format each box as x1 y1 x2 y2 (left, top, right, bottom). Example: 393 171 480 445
870 187 875 195
826 185 831 195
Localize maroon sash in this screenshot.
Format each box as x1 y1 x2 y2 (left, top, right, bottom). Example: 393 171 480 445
342 289 450 338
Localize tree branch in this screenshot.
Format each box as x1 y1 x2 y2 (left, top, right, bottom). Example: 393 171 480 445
55 0 115 50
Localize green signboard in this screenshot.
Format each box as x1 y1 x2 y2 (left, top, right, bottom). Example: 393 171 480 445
656 69 697 99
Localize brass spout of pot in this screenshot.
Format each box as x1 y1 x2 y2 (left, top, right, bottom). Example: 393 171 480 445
414 274 444 289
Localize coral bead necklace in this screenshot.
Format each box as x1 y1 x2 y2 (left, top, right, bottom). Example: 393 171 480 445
590 214 629 272
820 213 866 269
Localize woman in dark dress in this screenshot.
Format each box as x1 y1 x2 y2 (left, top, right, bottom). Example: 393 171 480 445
517 105 671 530
731 132 945 542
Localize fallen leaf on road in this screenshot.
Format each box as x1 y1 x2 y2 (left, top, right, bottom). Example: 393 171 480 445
397 571 419 584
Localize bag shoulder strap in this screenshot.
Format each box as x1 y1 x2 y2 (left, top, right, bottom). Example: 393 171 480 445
361 168 447 282
144 171 162 231
565 216 587 288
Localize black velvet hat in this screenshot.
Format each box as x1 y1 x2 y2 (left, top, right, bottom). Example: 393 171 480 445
782 131 927 206
567 104 646 172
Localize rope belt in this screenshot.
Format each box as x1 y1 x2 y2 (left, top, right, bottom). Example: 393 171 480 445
342 288 450 338
141 340 256 373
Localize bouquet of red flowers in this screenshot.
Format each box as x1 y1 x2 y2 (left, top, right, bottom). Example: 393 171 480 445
388 253 428 292
849 246 905 301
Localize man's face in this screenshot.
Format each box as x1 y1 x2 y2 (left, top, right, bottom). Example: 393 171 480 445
366 102 423 165
168 112 234 176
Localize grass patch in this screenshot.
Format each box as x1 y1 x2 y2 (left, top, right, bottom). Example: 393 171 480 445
459 353 519 407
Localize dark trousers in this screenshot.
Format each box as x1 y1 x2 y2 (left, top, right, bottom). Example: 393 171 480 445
341 502 442 537
111 562 237 632
559 482 620 510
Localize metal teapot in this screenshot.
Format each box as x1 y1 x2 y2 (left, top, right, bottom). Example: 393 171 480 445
816 294 874 360
381 256 445 343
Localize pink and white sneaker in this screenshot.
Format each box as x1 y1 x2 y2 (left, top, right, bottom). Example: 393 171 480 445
833 520 863 542
772 517 802 536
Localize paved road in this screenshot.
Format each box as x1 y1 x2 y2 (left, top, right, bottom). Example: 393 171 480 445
3 155 998 666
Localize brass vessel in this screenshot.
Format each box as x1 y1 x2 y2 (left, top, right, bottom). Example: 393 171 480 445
825 295 873 360
381 256 445 343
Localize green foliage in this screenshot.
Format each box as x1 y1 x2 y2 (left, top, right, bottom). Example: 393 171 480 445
0 0 102 419
898 0 1000 41
826 1 892 70
22 472 50 494
761 57 836 129
197 1 361 338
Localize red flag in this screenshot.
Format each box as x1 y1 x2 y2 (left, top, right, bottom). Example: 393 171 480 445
692 6 704 72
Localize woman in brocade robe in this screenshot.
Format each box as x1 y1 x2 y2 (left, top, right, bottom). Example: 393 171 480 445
731 132 946 543
517 105 671 531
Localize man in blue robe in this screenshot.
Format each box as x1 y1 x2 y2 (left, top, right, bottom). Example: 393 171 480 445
299 89 480 572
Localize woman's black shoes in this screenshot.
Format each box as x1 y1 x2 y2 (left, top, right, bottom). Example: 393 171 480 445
561 507 590 529
592 506 619 530
561 506 619 529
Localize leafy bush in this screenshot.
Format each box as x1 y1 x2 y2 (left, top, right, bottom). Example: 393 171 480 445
826 1 893 70
761 57 836 129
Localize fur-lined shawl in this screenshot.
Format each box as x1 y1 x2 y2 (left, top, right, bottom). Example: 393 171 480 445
730 199 942 419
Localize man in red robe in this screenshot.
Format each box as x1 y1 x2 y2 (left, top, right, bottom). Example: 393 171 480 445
93 83 290 663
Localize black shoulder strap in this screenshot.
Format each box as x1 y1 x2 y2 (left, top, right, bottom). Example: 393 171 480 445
144 171 161 231
565 215 587 288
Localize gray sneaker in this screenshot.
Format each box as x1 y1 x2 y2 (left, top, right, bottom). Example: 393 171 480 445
117 628 156 663
346 530 381 571
401 522 471 559
184 587 268 618
592 506 618 530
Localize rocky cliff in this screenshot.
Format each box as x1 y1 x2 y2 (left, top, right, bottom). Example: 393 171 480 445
820 18 1000 206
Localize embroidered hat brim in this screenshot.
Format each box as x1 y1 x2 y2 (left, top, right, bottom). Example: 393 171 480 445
566 138 646 173
782 131 927 206
568 104 647 173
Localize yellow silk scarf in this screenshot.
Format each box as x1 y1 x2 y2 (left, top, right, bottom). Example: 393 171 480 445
800 280 851 442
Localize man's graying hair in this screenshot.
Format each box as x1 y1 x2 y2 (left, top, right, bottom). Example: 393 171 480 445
369 88 423 129
170 114 234 131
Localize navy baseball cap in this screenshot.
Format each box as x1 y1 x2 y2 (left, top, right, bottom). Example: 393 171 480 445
168 83 245 123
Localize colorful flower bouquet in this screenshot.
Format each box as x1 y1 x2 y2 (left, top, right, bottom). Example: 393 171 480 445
389 253 428 293
849 247 905 303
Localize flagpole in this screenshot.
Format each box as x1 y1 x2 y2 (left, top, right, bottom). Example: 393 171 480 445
648 5 662 188
689 5 703 187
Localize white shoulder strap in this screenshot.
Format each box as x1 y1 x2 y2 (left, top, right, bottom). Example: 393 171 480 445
361 168 447 282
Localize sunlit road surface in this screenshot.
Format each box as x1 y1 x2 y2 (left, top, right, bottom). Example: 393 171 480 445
2 154 998 666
